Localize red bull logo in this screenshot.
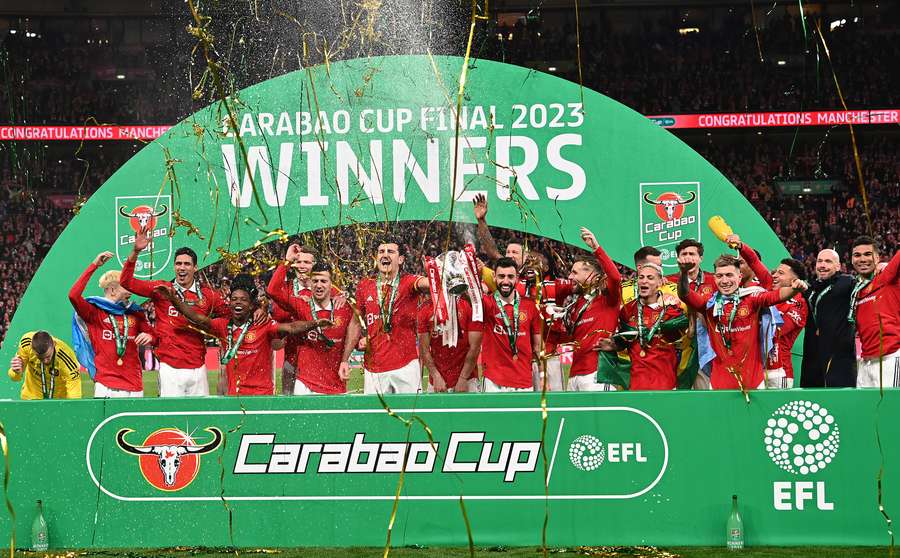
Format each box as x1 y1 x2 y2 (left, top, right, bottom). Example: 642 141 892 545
118 204 168 233
116 427 222 491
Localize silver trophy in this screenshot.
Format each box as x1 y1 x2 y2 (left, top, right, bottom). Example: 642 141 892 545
436 251 469 295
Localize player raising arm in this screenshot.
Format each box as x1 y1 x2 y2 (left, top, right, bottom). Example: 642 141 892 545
157 275 330 396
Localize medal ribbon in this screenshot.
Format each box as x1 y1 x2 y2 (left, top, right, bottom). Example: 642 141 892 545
712 293 741 351
109 313 129 359
848 277 872 326
637 297 667 349
309 298 336 348
377 274 400 333
565 292 595 336
220 320 251 365
291 276 303 297
174 281 203 303
810 283 833 327
494 291 520 356
38 362 55 400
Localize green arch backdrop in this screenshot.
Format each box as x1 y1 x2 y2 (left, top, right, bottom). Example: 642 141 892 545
0 55 787 392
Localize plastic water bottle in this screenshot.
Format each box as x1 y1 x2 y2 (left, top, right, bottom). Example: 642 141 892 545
31 500 48 551
726 494 744 550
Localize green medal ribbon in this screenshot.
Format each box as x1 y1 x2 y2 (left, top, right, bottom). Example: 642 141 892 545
174 281 203 303
848 277 872 326
565 292 595 336
494 291 521 356
636 297 667 349
220 320 252 365
712 293 741 351
292 276 304 297
809 283 833 327
309 298 336 348
108 313 129 359
38 362 55 400
376 274 400 333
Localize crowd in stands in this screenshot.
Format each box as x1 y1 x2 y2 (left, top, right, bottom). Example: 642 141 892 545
2 7 899 125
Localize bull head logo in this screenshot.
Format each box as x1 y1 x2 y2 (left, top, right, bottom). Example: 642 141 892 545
118 204 168 233
643 191 696 222
117 427 222 488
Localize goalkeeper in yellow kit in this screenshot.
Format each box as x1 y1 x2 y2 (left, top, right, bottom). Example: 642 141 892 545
7 331 82 399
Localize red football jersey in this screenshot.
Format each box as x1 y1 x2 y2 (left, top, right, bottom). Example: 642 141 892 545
566 246 623 376
684 288 785 390
356 274 422 373
739 243 774 290
267 264 313 369
417 298 478 387
480 293 542 389
209 318 279 396
69 263 155 391
766 293 808 378
854 251 900 358
293 302 354 394
619 300 684 390
120 258 227 369
667 270 717 297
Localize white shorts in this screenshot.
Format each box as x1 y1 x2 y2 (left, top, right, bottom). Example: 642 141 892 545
763 368 794 389
566 374 617 392
293 378 327 395
427 377 481 393
364 360 422 395
94 381 143 399
532 356 564 392
857 350 900 388
483 377 532 393
158 362 209 397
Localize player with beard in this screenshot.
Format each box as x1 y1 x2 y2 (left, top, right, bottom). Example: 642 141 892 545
560 227 622 391
800 249 857 387
351 238 430 394
267 262 359 395
267 244 344 394
480 257 543 392
158 275 330 396
69 251 157 398
599 262 686 390
418 295 483 393
848 237 900 388
679 254 807 390
764 258 809 388
8 331 82 399
119 228 229 397
667 239 717 296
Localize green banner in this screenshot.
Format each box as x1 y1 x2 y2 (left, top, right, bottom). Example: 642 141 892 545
0 55 789 396
0 390 896 548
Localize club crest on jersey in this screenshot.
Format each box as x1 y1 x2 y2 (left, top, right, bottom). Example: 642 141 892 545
738 307 751 317
115 195 172 279
639 182 701 270
117 427 222 491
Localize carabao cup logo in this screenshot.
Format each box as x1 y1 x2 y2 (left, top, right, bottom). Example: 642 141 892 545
117 427 222 491
639 182 700 269
115 194 173 278
764 401 840 475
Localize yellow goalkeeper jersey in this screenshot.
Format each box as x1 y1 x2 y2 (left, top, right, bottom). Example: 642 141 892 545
7 332 82 400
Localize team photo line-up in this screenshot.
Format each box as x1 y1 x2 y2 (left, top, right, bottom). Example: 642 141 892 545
8 194 899 399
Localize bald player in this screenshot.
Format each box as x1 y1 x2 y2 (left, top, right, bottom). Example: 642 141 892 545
800 248 857 387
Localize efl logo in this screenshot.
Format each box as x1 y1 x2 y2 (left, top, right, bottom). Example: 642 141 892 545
764 400 839 511
115 195 172 278
116 427 222 491
568 434 646 472
639 182 701 269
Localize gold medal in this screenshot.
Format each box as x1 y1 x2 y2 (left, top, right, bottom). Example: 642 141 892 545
639 350 646 357
117 358 123 366
513 354 519 361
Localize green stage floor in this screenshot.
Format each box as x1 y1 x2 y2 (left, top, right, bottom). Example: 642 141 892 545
13 547 893 557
